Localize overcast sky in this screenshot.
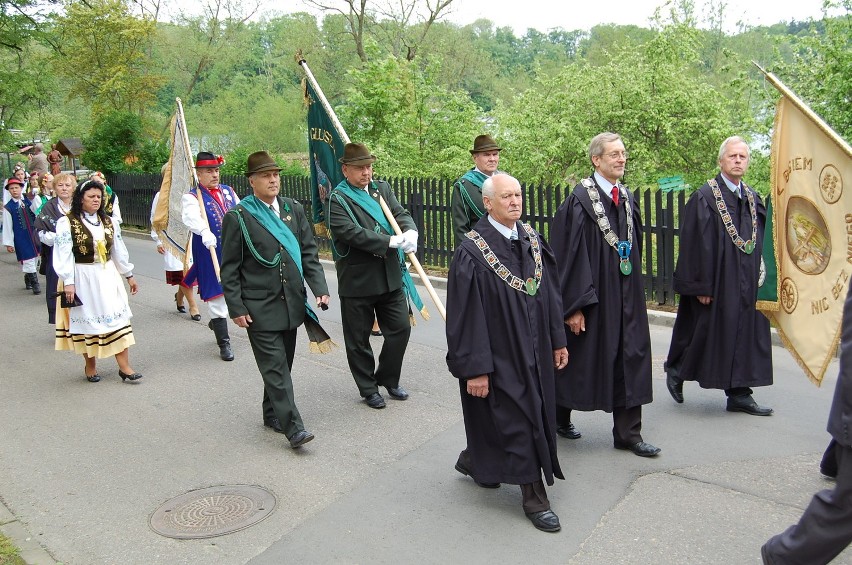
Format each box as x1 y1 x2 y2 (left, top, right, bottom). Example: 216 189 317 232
162 0 835 34
444 0 832 34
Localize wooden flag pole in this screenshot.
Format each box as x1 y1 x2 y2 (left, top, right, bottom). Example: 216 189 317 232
176 97 221 281
297 55 446 321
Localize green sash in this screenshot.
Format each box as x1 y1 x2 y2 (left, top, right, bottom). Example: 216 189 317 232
330 180 426 318
235 196 334 351
457 169 487 219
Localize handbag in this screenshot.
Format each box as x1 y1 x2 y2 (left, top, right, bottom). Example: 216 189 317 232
52 291 83 308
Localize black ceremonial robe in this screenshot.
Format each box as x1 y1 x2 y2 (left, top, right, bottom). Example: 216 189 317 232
446 216 566 486
666 175 772 390
551 179 653 411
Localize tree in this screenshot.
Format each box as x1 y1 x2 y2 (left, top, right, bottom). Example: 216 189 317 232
83 111 143 173
54 0 162 116
773 1 851 140
304 0 453 62
496 17 752 189
338 51 482 178
0 0 58 51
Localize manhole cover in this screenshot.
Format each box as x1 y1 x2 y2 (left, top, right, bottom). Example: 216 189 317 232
149 485 276 539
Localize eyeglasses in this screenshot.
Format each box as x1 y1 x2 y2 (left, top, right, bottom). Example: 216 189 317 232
603 151 628 160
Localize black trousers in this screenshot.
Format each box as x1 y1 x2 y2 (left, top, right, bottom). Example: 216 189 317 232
340 288 411 397
763 442 852 564
557 405 643 445
246 328 303 438
45 266 58 324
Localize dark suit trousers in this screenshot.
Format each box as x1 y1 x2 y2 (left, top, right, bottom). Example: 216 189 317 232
340 288 411 397
557 406 643 445
246 328 304 438
763 443 852 564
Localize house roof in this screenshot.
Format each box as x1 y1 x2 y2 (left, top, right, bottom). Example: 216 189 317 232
57 138 85 156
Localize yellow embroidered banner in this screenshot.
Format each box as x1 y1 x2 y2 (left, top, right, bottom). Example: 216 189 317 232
763 84 852 386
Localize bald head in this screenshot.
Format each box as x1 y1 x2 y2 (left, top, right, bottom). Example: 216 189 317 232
483 173 523 229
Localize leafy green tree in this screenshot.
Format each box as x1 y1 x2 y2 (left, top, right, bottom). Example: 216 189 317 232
773 1 851 139
0 45 54 148
54 0 162 116
338 50 482 179
83 111 143 173
497 17 752 190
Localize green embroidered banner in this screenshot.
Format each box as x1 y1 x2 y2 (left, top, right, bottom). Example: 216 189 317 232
756 194 777 305
305 80 345 234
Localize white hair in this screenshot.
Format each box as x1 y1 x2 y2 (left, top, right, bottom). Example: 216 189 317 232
718 136 750 162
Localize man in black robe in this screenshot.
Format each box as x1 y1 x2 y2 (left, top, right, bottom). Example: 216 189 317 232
551 132 660 457
446 173 568 533
762 281 852 563
665 136 773 415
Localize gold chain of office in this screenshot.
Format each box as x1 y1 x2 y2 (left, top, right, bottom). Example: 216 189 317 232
708 178 757 254
464 222 543 296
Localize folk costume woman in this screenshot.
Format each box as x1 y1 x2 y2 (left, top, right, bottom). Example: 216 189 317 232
3 176 42 294
35 173 76 323
53 179 142 383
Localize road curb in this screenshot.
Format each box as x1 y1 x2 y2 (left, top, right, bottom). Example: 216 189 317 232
0 499 59 565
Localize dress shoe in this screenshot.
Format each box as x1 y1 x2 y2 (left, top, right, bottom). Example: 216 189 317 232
454 457 500 488
556 423 581 439
666 373 684 403
726 394 773 416
288 430 314 448
615 440 661 457
386 386 409 400
263 417 285 434
85 373 101 383
174 291 187 313
364 392 386 409
190 313 202 321
118 370 143 382
525 509 561 533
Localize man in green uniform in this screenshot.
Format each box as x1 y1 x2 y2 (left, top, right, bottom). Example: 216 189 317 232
328 143 418 409
450 134 502 245
220 151 330 449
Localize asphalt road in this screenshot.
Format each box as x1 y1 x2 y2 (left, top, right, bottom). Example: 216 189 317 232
0 231 848 565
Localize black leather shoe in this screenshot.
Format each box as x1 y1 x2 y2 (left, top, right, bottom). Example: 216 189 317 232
614 441 661 457
525 510 561 533
118 370 143 382
288 430 314 448
454 457 500 488
364 392 386 409
726 395 773 416
386 386 409 400
666 374 684 403
556 423 581 439
85 374 101 383
264 417 284 434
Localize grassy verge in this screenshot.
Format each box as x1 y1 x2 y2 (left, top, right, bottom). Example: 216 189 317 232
0 531 25 565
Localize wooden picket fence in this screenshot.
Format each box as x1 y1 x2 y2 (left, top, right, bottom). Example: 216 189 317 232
108 173 686 305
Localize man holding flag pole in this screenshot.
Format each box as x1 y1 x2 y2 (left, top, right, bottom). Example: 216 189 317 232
182 152 240 361
328 143 420 409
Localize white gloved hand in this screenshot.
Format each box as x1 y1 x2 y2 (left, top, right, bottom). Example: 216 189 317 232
201 229 217 248
389 235 405 249
401 229 418 248
401 239 417 254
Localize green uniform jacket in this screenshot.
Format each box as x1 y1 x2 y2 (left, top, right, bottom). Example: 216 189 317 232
450 172 485 245
328 180 416 298
220 196 329 332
